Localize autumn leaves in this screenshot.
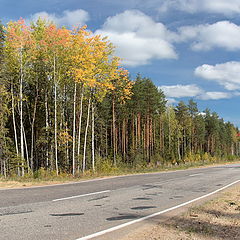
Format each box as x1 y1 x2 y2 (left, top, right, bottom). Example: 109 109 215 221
3 18 133 176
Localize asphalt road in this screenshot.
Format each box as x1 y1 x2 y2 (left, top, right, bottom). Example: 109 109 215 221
1 163 240 240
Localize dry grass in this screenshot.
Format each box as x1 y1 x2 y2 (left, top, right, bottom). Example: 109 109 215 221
0 180 73 189
1 161 239 189
122 185 240 240
160 187 240 240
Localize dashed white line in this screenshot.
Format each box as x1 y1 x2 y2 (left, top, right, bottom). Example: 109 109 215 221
189 173 204 177
52 190 111 202
76 179 240 240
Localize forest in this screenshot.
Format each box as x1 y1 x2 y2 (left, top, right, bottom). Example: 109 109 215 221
0 19 239 177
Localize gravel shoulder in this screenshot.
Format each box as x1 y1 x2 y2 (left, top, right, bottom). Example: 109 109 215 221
120 184 240 240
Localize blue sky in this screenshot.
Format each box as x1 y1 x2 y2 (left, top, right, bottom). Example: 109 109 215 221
1 0 240 126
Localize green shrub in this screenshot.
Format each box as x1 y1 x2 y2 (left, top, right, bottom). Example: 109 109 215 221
96 157 119 174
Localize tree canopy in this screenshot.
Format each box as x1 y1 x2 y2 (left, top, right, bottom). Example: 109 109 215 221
0 18 239 177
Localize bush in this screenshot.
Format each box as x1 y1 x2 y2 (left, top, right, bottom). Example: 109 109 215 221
131 153 146 168
31 168 62 179
226 155 237 161
184 153 202 163
96 157 119 174
202 152 211 162
151 154 164 166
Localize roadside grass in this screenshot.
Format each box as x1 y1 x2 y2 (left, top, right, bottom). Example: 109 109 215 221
119 185 240 240
1 158 240 189
155 185 240 240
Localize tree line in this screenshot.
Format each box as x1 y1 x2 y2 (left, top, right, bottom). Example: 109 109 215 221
0 19 239 177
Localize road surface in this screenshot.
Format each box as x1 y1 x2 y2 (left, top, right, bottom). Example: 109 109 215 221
0 163 240 240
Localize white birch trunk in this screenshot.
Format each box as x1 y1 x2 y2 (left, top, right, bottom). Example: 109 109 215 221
45 92 49 168
54 56 59 175
72 83 77 175
23 126 29 170
11 85 20 176
82 98 91 173
30 86 38 171
77 88 84 172
20 48 24 176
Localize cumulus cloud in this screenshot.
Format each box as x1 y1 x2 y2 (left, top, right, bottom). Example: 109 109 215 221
158 0 240 15
159 84 234 100
178 21 240 51
30 9 90 28
159 84 203 98
95 10 178 66
198 91 232 100
162 62 240 100
195 61 240 90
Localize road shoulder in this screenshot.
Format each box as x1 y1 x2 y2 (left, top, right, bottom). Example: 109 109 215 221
117 184 240 240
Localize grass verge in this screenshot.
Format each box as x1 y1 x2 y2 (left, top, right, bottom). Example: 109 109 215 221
0 159 239 189
122 184 240 240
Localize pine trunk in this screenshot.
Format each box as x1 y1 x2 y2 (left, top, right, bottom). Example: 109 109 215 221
105 124 108 156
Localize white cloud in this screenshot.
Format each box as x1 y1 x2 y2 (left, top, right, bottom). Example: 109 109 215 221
198 91 232 100
30 9 90 27
159 84 203 98
178 21 240 51
195 61 240 90
158 0 240 15
95 10 177 66
159 84 234 100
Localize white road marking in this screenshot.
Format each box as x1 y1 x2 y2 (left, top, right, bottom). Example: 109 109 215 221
76 179 240 240
189 173 204 177
52 190 111 202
